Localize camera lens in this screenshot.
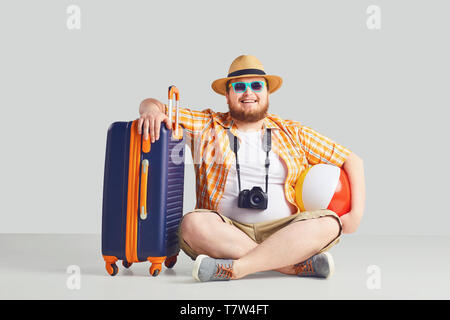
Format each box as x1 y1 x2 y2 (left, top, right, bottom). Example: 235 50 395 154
252 195 261 204
249 190 265 208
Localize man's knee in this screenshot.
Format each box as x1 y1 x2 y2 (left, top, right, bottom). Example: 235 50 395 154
180 210 222 243
294 215 340 244
317 215 341 241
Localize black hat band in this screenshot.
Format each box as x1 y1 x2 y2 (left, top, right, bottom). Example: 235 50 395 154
227 68 266 78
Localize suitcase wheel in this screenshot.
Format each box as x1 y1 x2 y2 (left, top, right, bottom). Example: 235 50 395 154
164 255 177 269
149 263 162 277
106 262 118 276
122 260 133 269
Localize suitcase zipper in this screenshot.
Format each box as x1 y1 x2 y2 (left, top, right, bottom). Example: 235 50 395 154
125 120 141 263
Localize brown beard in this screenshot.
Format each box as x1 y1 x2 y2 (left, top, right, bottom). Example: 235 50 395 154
228 98 269 123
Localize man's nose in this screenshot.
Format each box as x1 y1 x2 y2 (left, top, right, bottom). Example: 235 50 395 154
243 85 253 95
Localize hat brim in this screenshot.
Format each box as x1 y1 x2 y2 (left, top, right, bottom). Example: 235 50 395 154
211 74 283 96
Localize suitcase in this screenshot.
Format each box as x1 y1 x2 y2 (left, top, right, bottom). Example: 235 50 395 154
101 86 185 276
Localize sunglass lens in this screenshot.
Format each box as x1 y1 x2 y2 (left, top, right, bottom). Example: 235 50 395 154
251 82 263 91
234 82 246 92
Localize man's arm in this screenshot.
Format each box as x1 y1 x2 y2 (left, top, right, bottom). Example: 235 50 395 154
138 97 213 143
138 98 171 142
340 152 365 233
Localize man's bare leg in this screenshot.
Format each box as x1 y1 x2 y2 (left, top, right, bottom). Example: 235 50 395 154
231 216 340 279
181 211 339 277
181 212 301 275
180 211 258 260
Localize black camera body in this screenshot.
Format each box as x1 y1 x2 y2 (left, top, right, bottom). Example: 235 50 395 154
238 186 268 210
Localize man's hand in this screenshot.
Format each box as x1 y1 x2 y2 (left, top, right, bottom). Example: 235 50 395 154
138 98 172 142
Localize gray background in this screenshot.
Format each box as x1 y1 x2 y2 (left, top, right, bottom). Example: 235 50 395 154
0 0 449 236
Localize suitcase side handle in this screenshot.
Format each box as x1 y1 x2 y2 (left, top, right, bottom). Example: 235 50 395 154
168 85 180 137
140 159 149 220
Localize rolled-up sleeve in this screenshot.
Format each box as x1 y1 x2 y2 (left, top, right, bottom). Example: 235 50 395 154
165 106 213 137
297 125 351 167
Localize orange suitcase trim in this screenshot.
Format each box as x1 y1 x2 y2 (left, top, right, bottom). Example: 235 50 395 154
125 120 141 263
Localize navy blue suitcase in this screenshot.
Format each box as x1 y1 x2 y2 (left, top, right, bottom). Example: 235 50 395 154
101 87 185 276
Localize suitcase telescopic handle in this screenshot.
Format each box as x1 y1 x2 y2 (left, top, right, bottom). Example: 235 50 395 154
140 159 149 220
168 85 180 136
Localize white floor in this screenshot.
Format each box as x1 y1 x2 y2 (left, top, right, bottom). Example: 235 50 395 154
0 234 449 300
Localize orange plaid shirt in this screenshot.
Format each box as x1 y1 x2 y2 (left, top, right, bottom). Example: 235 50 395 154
171 106 351 214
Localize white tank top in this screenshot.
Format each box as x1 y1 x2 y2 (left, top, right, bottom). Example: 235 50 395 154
217 129 297 224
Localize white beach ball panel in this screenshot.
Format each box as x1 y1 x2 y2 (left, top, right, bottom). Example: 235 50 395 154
301 164 341 211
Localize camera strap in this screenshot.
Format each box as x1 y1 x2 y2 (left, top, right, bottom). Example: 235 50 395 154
227 128 272 194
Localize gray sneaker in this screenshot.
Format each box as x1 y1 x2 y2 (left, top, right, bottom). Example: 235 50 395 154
294 252 335 279
192 255 234 282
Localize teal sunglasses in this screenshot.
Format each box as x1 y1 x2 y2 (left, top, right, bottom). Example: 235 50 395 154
229 81 265 93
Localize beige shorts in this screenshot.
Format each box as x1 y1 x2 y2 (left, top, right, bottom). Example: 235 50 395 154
178 208 342 260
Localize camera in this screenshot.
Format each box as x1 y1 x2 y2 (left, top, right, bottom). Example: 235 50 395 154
238 186 268 210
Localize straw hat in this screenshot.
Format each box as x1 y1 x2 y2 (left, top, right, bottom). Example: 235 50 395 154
211 55 283 96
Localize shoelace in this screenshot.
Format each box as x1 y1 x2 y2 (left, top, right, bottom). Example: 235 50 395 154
294 260 315 276
214 263 233 279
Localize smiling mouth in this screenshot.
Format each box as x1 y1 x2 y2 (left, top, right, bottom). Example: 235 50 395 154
240 99 258 104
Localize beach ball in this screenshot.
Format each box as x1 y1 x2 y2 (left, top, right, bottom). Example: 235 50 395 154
295 164 351 217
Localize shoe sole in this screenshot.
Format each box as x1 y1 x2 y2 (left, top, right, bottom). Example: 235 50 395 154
323 252 335 279
192 254 208 282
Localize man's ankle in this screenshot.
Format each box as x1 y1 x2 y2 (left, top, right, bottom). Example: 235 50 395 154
230 260 244 280
276 265 297 275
